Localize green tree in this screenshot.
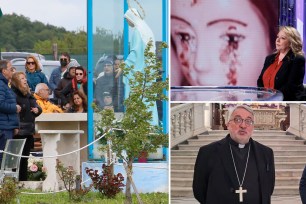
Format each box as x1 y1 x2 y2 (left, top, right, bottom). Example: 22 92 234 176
95 41 168 204
0 14 86 54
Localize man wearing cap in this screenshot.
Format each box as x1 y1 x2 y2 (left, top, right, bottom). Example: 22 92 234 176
54 60 80 99
49 52 71 92
95 60 115 110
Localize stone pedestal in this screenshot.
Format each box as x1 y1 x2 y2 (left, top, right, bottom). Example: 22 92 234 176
39 130 83 191
35 113 87 191
20 181 43 190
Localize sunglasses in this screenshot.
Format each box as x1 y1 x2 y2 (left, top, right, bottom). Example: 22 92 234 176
26 62 35 65
75 73 83 76
60 58 68 62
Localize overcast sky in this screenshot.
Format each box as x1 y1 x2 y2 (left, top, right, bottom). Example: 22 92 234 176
1 0 87 32
1 0 164 40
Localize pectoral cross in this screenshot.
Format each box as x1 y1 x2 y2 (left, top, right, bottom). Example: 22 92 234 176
235 186 247 202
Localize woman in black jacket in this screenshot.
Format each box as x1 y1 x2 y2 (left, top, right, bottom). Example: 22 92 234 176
257 26 305 101
11 72 42 181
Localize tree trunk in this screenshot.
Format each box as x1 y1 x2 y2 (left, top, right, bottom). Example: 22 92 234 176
124 159 133 204
107 144 114 175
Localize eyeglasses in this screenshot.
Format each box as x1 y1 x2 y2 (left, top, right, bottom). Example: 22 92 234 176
26 62 35 65
60 58 68 62
230 117 254 126
75 73 83 76
6 68 14 72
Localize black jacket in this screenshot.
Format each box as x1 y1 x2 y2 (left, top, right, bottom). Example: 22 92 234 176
12 86 42 135
54 71 74 99
193 135 275 204
257 50 305 101
300 165 306 203
58 81 88 106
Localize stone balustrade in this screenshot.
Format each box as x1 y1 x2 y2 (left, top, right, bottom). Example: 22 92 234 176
287 104 306 139
171 104 210 147
171 103 291 148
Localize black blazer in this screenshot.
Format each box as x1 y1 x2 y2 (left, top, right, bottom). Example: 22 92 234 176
299 165 306 204
193 135 275 204
257 50 305 101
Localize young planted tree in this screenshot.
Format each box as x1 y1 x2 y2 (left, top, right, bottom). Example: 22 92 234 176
95 41 168 204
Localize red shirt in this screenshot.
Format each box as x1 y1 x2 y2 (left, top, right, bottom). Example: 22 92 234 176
262 54 283 89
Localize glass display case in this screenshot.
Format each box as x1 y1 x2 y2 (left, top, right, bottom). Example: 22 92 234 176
171 86 284 101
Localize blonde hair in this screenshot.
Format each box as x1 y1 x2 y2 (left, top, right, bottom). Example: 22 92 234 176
25 55 41 71
11 72 31 95
279 26 304 56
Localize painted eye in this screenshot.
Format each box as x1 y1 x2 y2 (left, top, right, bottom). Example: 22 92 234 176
174 32 196 52
177 32 191 42
220 33 245 49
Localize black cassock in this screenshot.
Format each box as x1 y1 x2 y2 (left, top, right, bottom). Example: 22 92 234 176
193 135 275 204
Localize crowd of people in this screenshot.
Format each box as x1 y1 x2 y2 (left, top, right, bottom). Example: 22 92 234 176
0 6 162 182
0 51 125 181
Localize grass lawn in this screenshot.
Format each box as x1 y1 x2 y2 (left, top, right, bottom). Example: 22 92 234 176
16 190 168 204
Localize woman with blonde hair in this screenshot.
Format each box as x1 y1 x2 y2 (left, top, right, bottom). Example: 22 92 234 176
25 55 49 92
11 71 42 181
257 26 305 101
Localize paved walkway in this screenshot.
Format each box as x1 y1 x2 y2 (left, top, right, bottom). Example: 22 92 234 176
171 196 302 204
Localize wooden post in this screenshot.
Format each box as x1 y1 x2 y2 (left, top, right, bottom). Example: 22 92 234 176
123 162 143 204
52 43 58 60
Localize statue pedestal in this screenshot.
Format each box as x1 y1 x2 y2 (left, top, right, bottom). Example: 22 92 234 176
35 113 87 191
171 86 283 101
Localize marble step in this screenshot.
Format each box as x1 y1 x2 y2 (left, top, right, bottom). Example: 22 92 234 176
171 177 301 188
187 139 305 145
177 144 306 151
170 186 299 197
171 155 306 163
200 130 287 136
196 135 298 140
171 169 304 178
171 162 306 170
171 149 306 157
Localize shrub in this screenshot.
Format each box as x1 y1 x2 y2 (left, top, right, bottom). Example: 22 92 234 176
85 164 125 198
56 160 90 202
0 177 20 204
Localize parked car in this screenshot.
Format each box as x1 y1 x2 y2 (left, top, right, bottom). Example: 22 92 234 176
1 52 45 61
11 58 59 81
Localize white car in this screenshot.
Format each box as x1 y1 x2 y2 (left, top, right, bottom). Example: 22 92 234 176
1 52 45 61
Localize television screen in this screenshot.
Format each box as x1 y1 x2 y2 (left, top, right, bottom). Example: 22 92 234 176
171 0 279 87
